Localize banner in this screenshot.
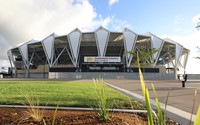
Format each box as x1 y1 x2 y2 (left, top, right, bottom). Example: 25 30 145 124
84 57 121 63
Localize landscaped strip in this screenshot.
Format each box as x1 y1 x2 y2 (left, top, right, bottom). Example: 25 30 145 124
0 80 144 110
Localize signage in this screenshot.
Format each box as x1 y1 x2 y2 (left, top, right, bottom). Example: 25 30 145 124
84 57 121 63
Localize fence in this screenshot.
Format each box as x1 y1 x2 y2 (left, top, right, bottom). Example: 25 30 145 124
16 73 48 78
187 74 200 80
49 72 175 80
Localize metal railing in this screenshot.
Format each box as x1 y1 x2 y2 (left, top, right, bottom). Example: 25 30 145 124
49 72 175 80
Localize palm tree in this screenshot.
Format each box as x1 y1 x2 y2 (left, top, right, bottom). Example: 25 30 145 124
128 45 159 66
194 46 200 59
196 18 200 30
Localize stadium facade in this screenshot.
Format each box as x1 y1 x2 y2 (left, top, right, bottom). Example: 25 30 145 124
7 27 189 79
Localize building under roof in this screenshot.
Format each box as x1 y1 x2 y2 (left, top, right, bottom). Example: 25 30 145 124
7 26 189 79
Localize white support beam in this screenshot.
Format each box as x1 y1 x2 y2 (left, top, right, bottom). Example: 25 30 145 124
68 29 81 67
7 50 15 68
95 26 110 57
41 34 55 67
18 39 38 69
65 47 75 66
123 28 137 67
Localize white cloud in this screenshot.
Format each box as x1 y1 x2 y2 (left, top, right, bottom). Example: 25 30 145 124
109 0 119 6
0 0 132 67
0 59 10 67
103 16 132 31
0 0 119 67
192 14 200 23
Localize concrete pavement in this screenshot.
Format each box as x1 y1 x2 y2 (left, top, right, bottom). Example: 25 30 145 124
104 79 200 115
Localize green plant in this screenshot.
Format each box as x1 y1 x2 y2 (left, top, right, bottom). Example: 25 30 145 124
136 51 200 125
190 90 198 125
164 89 170 124
194 105 200 125
137 53 167 125
137 54 155 125
42 104 63 125
152 84 165 125
52 104 59 125
24 93 43 122
93 78 109 122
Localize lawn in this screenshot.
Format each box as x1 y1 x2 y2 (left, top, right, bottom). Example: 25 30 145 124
0 80 144 109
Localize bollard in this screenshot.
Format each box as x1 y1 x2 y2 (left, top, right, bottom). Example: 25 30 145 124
182 81 185 87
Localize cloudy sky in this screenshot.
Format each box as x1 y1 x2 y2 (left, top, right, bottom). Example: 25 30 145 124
0 0 200 73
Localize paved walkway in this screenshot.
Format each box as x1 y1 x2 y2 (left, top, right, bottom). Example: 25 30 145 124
104 79 200 115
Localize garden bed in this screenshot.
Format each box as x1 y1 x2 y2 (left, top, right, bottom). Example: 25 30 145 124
0 107 147 125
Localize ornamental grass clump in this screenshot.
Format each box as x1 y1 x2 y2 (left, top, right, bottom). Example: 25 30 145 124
137 53 165 125
24 93 44 122
93 78 109 122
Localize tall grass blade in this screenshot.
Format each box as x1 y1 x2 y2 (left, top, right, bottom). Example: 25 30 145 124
93 78 109 122
194 105 200 125
52 104 59 125
137 53 146 96
190 90 197 125
137 53 154 125
145 87 154 125
43 119 47 125
164 89 170 124
152 84 164 125
60 119 63 125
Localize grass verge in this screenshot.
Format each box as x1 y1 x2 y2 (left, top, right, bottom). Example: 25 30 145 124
0 80 144 109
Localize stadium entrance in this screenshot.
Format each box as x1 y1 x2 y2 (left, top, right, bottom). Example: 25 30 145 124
80 56 125 72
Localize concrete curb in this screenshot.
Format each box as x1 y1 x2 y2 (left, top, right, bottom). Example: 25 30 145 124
104 82 196 125
0 105 147 113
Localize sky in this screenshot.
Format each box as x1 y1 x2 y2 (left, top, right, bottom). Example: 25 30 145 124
0 0 200 74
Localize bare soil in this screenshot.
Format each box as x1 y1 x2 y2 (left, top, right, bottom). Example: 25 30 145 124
0 108 147 125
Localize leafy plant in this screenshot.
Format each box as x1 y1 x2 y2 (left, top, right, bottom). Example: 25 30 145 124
190 90 197 125
164 89 170 124
93 78 109 122
191 89 200 125
194 105 200 125
136 51 200 125
152 84 165 125
137 52 169 125
137 53 155 125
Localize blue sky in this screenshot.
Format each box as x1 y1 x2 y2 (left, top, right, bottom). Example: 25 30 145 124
90 0 200 34
0 0 200 73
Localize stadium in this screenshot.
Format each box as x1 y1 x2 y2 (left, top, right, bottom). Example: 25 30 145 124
7 26 189 79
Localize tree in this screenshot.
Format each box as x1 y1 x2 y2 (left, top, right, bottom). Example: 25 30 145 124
196 18 200 30
194 46 200 59
128 45 159 66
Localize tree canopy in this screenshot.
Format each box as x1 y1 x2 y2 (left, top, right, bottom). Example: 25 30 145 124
128 45 159 65
194 46 200 59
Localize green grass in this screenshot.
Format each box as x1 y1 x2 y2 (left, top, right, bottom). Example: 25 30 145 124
0 80 144 109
